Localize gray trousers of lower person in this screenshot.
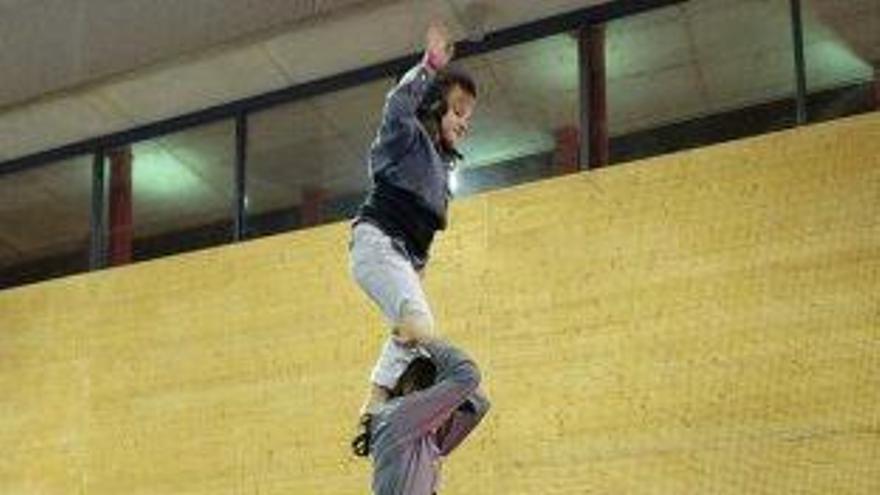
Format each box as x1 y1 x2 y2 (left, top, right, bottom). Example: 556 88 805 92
349 222 435 389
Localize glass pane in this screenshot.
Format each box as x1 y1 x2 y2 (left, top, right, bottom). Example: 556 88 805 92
803 1 878 122
607 0 798 164
247 79 391 237
0 156 93 289
456 33 579 196
129 120 235 261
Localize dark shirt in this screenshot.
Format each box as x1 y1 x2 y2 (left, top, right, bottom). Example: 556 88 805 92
356 180 441 270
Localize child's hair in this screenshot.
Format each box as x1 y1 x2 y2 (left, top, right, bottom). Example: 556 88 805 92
417 67 477 153
350 356 437 457
390 356 437 398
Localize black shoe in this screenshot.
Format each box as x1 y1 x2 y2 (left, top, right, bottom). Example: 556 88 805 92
351 413 372 457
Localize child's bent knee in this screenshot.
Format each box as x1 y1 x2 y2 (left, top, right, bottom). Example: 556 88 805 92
394 301 435 344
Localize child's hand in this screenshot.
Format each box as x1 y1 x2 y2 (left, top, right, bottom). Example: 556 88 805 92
424 20 454 71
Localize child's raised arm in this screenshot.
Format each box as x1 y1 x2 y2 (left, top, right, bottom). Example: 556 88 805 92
375 21 455 156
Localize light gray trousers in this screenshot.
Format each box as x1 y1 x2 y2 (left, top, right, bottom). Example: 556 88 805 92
349 222 435 389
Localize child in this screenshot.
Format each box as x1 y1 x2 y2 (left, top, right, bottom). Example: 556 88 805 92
348 20 477 456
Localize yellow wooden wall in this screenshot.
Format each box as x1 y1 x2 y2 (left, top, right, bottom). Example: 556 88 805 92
1 113 878 494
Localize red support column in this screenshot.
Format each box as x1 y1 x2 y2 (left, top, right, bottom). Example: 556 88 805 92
556 24 608 176
553 125 580 175
300 186 327 228
108 147 133 266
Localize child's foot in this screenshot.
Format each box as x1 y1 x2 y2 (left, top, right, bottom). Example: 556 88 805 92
351 413 372 457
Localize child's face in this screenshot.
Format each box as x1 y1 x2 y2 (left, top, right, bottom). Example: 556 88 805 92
440 85 476 149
